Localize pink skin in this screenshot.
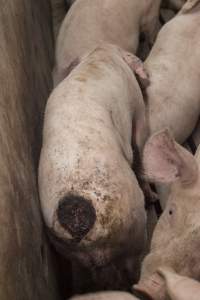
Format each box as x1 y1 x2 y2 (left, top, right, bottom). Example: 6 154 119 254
54 0 162 86
133 128 200 300
157 267 200 300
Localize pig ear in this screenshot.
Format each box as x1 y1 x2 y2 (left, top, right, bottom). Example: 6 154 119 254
143 129 198 185
121 51 150 88
180 0 200 14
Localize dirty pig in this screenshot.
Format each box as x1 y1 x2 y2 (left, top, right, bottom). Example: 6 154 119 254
39 43 149 290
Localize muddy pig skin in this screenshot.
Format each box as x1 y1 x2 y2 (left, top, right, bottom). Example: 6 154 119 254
156 267 200 300
39 44 148 287
69 291 139 300
53 0 161 85
134 129 200 300
144 0 200 145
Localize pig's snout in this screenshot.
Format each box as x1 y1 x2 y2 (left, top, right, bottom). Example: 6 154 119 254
57 195 96 241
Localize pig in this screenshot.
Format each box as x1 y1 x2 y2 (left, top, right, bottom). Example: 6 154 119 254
142 0 200 208
53 0 161 85
157 267 200 300
134 129 200 300
69 291 140 300
39 43 148 290
144 0 200 145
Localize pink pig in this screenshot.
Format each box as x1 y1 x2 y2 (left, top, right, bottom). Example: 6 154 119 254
53 0 161 85
134 128 200 300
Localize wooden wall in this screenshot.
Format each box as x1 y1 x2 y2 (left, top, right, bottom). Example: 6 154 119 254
0 1 60 299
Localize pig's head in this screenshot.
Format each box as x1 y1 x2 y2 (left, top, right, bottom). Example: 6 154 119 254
134 129 200 300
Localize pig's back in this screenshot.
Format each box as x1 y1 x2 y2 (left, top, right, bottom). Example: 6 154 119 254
55 0 139 72
145 14 200 143
45 50 142 165
39 49 145 229
39 80 146 255
38 47 147 276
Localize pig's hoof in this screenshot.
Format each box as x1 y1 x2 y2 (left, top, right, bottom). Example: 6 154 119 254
57 195 96 241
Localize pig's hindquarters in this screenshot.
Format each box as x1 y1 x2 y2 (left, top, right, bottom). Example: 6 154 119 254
39 57 147 268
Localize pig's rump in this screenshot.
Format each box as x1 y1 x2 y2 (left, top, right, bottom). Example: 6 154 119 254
39 45 147 267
